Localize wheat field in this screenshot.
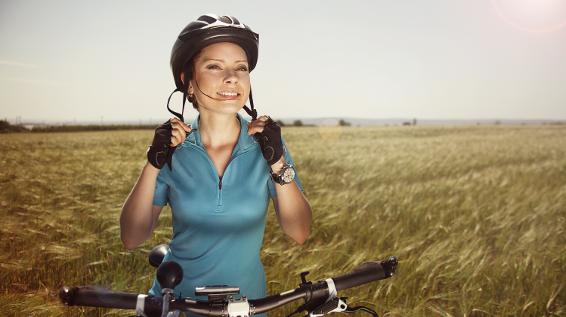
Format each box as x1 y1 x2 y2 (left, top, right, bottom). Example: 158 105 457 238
0 125 564 316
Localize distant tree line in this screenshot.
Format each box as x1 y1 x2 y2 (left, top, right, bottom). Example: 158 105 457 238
8 117 564 133
402 118 418 126
0 119 158 133
0 120 28 133
276 119 352 127
338 119 351 126
29 124 158 133
275 119 316 127
1 118 352 132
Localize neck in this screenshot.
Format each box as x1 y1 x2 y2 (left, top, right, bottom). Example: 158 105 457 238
198 112 240 148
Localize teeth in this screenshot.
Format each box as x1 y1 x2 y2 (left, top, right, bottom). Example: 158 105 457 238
218 91 238 97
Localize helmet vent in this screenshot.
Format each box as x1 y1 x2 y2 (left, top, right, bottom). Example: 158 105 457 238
219 15 233 24
198 15 217 24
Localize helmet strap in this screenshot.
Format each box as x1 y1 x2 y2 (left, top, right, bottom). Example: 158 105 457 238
243 88 258 120
166 88 185 122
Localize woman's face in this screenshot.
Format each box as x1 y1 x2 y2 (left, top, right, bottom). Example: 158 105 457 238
185 42 251 115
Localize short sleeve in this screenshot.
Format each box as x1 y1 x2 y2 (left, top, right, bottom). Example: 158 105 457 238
153 167 170 206
268 138 304 199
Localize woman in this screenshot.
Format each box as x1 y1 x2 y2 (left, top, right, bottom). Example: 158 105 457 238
119 14 312 315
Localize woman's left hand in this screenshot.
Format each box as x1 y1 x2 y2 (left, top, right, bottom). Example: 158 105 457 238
248 115 284 167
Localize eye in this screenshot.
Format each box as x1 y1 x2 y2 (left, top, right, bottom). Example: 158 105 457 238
237 65 249 72
206 64 221 70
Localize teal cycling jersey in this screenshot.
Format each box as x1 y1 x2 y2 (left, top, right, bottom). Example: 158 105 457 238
148 113 303 314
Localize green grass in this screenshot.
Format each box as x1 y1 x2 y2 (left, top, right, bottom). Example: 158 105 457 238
1 126 564 316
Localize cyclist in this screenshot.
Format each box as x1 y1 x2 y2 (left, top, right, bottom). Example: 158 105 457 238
119 14 312 316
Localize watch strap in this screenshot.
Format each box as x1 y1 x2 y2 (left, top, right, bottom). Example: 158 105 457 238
271 162 293 185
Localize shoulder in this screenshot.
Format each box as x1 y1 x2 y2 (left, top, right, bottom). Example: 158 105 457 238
236 113 259 151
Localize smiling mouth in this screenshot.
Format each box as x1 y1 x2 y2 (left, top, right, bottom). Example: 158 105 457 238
217 91 240 98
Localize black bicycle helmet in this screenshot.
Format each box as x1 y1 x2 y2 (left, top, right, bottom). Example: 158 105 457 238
167 14 260 121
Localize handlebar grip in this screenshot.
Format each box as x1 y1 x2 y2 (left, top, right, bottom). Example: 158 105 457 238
59 286 139 309
332 256 398 291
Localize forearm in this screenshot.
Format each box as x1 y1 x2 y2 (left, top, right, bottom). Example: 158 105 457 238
273 181 312 244
249 118 312 244
120 162 160 249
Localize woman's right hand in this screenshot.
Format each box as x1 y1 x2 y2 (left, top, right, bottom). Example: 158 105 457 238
147 118 191 170
169 117 192 147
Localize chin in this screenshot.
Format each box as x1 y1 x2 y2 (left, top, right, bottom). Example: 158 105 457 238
205 102 245 115
221 100 245 111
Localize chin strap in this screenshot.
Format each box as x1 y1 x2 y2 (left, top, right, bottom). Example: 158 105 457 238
166 88 186 122
242 88 258 120
167 86 257 122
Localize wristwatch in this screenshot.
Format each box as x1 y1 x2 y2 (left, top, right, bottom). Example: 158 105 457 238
271 162 296 185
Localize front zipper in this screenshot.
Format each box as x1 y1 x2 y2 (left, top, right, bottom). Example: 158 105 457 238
217 175 223 208
186 142 255 211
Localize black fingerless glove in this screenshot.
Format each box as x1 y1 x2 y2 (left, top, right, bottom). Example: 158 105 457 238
147 120 175 170
254 117 284 165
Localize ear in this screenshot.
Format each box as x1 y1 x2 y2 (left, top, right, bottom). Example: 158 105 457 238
180 72 194 94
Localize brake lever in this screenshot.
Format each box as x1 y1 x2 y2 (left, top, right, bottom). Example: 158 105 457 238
308 297 379 317
344 305 379 317
128 311 182 317
308 297 348 316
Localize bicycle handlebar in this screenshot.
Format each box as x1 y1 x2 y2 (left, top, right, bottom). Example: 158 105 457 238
333 259 396 291
60 256 397 316
59 286 139 308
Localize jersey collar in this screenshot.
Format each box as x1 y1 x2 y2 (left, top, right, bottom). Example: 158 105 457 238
187 112 257 156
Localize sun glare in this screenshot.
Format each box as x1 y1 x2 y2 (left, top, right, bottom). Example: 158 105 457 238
491 0 566 33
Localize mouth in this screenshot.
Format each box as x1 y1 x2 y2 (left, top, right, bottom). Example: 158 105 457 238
216 91 240 100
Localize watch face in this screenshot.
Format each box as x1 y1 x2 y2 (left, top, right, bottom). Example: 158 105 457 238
282 167 296 183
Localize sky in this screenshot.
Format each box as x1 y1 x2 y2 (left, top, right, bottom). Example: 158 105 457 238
1 0 566 123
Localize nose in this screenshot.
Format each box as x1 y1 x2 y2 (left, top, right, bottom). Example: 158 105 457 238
223 69 238 84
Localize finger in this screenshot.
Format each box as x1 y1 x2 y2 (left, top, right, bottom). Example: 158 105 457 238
247 122 261 133
170 134 183 147
171 122 187 138
170 128 185 146
170 136 178 147
251 120 267 128
172 118 191 133
171 118 187 129
248 125 265 135
181 122 192 133
171 129 184 146
250 123 266 131
257 115 269 122
250 120 270 133
173 128 187 142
